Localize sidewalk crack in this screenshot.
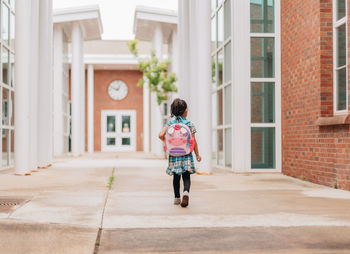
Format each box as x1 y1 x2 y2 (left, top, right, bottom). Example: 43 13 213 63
94 167 116 254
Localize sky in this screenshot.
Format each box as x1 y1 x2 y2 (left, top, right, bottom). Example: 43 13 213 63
53 0 178 40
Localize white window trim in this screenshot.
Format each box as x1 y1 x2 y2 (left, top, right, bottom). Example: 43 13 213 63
333 0 348 114
0 0 15 169
248 0 281 172
211 0 233 169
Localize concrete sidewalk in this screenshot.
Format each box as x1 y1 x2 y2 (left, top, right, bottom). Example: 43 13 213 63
1 153 350 253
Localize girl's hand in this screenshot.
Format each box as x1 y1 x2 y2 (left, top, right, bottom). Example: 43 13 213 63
196 155 202 162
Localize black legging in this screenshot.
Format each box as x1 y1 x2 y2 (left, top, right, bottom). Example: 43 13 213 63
173 171 191 198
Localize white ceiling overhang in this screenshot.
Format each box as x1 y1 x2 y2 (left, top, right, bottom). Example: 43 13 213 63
134 6 178 43
53 5 103 41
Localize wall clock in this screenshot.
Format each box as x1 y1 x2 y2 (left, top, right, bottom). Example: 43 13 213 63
108 80 128 101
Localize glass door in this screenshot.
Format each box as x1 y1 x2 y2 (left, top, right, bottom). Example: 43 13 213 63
101 110 136 152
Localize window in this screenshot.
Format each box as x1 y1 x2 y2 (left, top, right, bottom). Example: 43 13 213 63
333 0 348 112
250 0 274 33
250 0 277 169
63 32 70 153
162 101 170 126
0 0 15 168
211 0 232 168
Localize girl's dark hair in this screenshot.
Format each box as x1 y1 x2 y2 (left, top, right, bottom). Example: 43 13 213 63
171 98 187 117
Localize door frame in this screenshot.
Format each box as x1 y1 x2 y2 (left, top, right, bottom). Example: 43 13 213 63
101 110 137 152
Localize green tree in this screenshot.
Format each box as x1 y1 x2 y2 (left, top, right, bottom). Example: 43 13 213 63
127 39 178 105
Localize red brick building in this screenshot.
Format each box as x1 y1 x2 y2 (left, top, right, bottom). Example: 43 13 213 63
281 0 350 190
205 0 350 190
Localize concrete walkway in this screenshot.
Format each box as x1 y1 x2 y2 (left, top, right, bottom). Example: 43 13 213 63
1 153 350 253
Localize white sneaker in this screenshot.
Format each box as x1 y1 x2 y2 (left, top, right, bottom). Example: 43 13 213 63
174 198 181 205
181 191 189 207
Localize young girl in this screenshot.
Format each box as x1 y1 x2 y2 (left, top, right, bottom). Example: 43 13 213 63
158 98 201 207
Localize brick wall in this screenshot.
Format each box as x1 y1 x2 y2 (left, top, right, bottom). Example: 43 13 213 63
90 70 144 152
281 0 350 190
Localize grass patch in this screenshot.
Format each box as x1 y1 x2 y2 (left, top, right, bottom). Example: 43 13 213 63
107 168 115 189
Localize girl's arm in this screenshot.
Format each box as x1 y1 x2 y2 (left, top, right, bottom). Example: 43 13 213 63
193 134 202 162
158 127 167 141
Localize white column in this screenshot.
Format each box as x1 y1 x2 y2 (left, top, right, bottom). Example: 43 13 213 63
153 23 163 57
189 0 198 123
53 25 64 156
195 0 212 174
71 22 83 156
14 0 32 175
178 0 190 102
232 0 250 171
87 64 94 153
143 79 150 152
171 29 179 76
170 29 179 101
38 0 53 168
47 0 53 165
80 51 85 154
30 0 39 171
151 23 164 156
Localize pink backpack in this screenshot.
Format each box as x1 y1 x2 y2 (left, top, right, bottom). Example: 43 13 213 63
164 123 195 156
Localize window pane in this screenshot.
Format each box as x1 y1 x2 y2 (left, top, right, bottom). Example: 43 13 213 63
224 84 232 124
212 93 218 126
218 129 224 165
212 56 217 88
211 17 216 51
10 91 14 126
163 103 168 116
337 68 347 111
122 115 131 133
337 0 346 20
10 12 14 49
10 53 14 87
218 7 224 46
10 130 14 166
122 138 131 146
251 127 275 169
2 88 9 126
250 0 274 33
217 89 223 125
107 116 115 132
337 24 346 67
224 42 231 82
218 49 223 85
2 47 9 85
225 128 232 167
10 0 15 9
212 131 217 163
224 0 231 40
251 82 275 123
2 129 8 167
251 37 275 78
107 138 116 146
2 5 9 44
211 0 217 12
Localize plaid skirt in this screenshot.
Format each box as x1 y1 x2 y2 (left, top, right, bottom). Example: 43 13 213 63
166 153 196 175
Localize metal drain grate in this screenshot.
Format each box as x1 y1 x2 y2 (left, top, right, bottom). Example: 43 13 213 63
0 198 26 212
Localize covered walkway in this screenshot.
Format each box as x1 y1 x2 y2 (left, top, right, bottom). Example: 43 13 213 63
1 153 350 253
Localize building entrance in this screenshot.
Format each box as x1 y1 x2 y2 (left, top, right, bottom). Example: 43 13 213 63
101 110 136 152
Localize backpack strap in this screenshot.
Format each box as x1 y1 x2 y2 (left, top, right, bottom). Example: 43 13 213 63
174 116 190 125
